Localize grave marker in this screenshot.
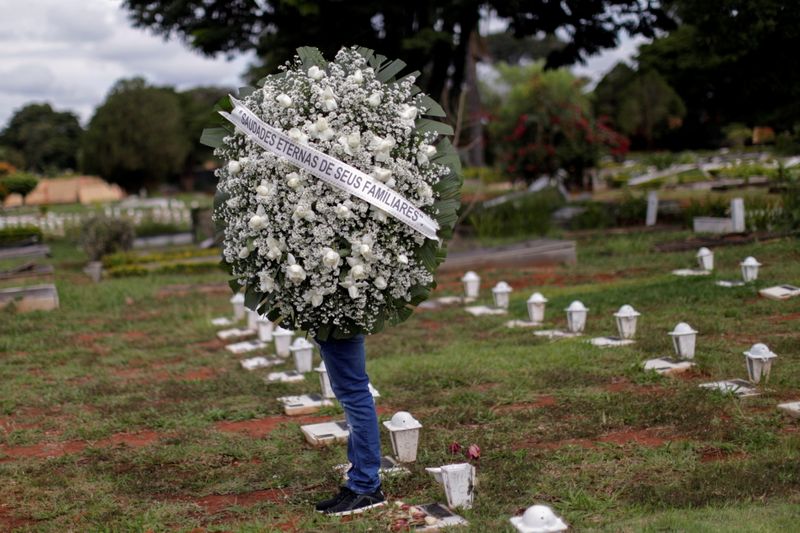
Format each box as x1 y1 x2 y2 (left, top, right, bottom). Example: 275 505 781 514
744 343 777 384
740 256 761 282
759 284 800 300
264 370 305 383
290 338 315 373
491 281 512 309
278 393 334 416
217 328 255 341
526 292 548 324
778 401 800 418
565 300 588 334
731 197 745 232
383 411 422 463
510 505 569 533
643 357 695 375
646 191 659 226
225 339 269 354
425 463 475 510
239 356 280 370
699 379 759 398
461 271 480 299
465 305 507 316
696 247 714 271
301 420 350 446
273 327 294 357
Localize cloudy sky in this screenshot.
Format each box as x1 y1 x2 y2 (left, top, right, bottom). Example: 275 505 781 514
0 0 644 127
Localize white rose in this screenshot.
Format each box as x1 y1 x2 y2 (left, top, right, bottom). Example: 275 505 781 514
238 247 250 258
311 117 334 141
322 248 341 268
320 87 337 111
286 171 302 189
293 202 314 221
417 182 433 200
348 284 359 299
397 254 409 265
351 264 367 280
287 264 306 283
259 273 275 292
399 104 418 122
369 134 395 162
256 183 271 198
350 69 364 84
248 215 266 230
372 166 392 182
288 128 309 144
311 291 324 307
374 276 387 290
367 92 382 107
371 206 388 222
227 160 241 175
308 65 326 80
359 243 371 256
276 93 292 108
335 204 351 219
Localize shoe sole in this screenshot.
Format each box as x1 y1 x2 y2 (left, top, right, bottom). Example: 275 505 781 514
325 500 387 516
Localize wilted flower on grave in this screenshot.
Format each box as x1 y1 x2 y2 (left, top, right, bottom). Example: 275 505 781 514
466 443 481 461
448 441 462 455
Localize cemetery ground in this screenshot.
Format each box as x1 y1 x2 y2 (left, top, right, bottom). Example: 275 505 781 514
1 232 799 532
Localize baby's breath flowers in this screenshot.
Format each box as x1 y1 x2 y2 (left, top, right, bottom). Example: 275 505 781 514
211 47 460 339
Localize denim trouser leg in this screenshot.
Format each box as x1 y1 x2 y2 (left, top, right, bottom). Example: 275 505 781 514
315 334 381 494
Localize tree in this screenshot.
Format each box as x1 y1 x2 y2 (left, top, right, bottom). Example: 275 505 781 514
82 78 190 192
121 0 674 107
488 63 629 188
0 103 82 173
638 0 800 146
2 173 39 205
178 86 231 170
595 64 685 148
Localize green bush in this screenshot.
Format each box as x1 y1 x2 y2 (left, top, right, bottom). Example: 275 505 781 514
569 202 615 229
467 187 565 238
135 220 185 237
102 247 220 268
80 216 135 261
462 166 506 185
1 172 39 202
0 225 43 247
107 260 220 278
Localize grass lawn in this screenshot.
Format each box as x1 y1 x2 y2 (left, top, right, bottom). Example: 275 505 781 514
1 231 799 532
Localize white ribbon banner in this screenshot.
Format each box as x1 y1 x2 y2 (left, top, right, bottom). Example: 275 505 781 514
219 96 440 240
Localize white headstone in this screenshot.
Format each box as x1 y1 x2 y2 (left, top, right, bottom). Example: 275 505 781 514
730 197 745 233
646 191 659 226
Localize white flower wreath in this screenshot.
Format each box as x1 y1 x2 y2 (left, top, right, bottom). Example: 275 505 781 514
202 46 461 340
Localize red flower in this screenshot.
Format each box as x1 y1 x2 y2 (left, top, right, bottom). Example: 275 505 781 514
465 444 481 461
448 442 462 455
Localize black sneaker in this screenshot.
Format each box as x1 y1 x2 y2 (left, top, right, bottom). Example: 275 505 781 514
315 486 354 513
323 487 386 516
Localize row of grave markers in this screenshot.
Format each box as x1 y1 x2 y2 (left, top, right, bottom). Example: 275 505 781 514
453 266 796 406
210 298 501 530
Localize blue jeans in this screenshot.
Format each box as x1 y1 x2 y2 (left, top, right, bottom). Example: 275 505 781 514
315 334 381 494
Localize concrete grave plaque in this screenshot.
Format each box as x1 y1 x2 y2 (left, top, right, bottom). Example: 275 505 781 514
699 379 759 398
264 370 305 383
278 393 334 416
225 339 269 354
643 357 695 375
777 401 800 418
240 356 280 370
716 280 745 287
760 285 800 301
731 197 745 233
505 320 542 329
217 328 255 341
211 317 234 327
672 268 711 277
589 336 635 347
465 305 507 316
301 420 350 446
415 503 469 530
533 329 579 339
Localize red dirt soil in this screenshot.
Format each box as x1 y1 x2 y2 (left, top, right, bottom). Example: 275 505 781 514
516 426 680 451
698 446 748 463
492 395 557 414
0 430 161 462
188 488 288 514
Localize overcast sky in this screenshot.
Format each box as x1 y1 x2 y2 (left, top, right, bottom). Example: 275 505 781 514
0 0 645 127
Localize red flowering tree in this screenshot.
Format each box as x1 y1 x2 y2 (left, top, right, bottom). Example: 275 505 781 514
488 63 629 188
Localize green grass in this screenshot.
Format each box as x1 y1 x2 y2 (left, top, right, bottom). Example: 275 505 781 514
0 233 799 532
